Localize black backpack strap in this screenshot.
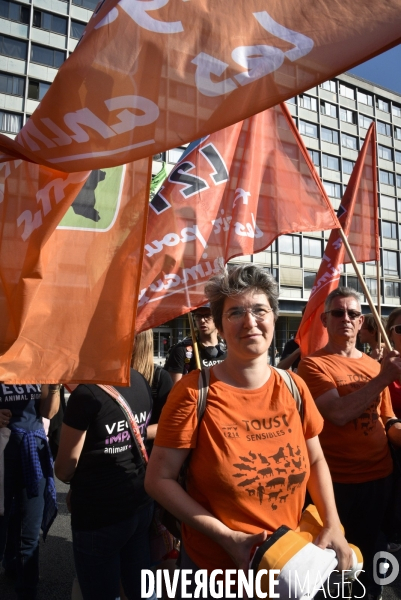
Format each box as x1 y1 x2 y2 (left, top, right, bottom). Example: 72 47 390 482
197 368 210 421
151 365 162 402
272 367 304 423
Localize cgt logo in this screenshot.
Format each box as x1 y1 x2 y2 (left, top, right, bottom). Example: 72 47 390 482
373 551 399 586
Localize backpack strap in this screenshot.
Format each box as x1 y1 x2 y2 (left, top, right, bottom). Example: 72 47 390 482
271 367 304 423
197 368 210 420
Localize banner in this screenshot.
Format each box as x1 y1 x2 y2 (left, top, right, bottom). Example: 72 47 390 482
0 159 151 384
0 0 399 171
296 124 379 356
136 103 339 331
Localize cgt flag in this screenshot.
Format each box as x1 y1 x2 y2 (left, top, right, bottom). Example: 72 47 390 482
0 159 151 384
296 123 379 357
0 1 399 171
136 102 340 332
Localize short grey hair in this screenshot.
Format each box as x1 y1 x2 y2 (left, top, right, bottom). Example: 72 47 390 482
324 286 361 312
204 264 279 330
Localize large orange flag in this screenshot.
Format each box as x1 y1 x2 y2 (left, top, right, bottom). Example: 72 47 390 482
136 103 339 332
0 160 151 384
296 123 379 357
0 1 399 171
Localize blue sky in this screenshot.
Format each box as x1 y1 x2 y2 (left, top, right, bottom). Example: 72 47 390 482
348 44 401 95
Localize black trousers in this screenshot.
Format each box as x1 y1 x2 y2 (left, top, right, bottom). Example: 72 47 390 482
333 474 393 598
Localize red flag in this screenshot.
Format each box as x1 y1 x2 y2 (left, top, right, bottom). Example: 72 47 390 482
296 123 379 356
0 1 399 171
136 103 339 331
0 160 151 384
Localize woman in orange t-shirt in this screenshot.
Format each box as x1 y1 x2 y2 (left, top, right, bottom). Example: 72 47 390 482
145 265 351 593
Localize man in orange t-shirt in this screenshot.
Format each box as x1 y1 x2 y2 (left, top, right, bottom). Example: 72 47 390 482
298 287 401 599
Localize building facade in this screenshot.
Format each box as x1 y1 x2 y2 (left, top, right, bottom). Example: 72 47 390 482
0 4 398 360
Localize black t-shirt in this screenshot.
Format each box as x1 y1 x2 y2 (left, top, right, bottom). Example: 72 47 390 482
166 337 227 375
0 383 43 431
63 370 153 530
281 338 301 370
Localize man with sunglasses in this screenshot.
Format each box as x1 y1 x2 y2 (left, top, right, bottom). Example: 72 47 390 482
165 305 227 384
298 287 401 600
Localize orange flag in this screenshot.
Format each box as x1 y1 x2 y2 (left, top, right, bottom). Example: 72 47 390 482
0 1 399 171
296 123 379 357
136 103 339 331
0 160 151 384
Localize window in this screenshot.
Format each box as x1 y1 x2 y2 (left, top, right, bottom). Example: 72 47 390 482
280 235 300 254
377 121 391 137
382 221 397 238
320 101 336 118
31 44 65 68
342 159 354 175
28 79 51 101
321 127 338 144
299 95 316 111
322 153 339 171
308 149 319 166
379 170 395 186
320 80 336 93
381 195 396 211
0 110 21 132
341 133 358 150
71 20 86 39
0 0 29 23
304 271 317 289
339 84 354 100
33 10 67 35
340 108 355 124
0 72 23 96
346 276 363 293
303 237 322 257
378 145 393 161
299 120 317 138
72 0 99 9
395 127 401 141
323 180 341 198
385 281 400 297
357 91 373 106
398 175 401 189
365 278 377 296
359 114 373 129
377 98 390 112
0 34 27 60
393 105 401 118
383 250 398 276
395 151 401 165
264 266 278 280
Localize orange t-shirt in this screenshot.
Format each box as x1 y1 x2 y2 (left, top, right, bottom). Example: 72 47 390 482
154 368 323 572
298 351 394 484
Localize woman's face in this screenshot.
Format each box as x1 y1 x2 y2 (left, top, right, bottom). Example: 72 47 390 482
219 290 275 360
390 314 401 353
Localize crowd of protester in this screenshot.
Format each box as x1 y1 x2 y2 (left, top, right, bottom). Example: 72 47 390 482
1 264 401 600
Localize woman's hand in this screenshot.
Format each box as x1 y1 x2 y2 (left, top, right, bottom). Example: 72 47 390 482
314 526 353 571
0 409 11 428
220 529 268 571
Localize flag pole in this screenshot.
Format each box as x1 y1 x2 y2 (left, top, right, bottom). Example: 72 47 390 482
339 229 391 350
188 312 201 369
376 258 382 349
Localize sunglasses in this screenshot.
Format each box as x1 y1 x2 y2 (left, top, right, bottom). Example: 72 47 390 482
390 324 401 335
324 309 362 320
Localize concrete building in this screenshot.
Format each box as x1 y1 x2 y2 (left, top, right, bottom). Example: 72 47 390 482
0 4 398 360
